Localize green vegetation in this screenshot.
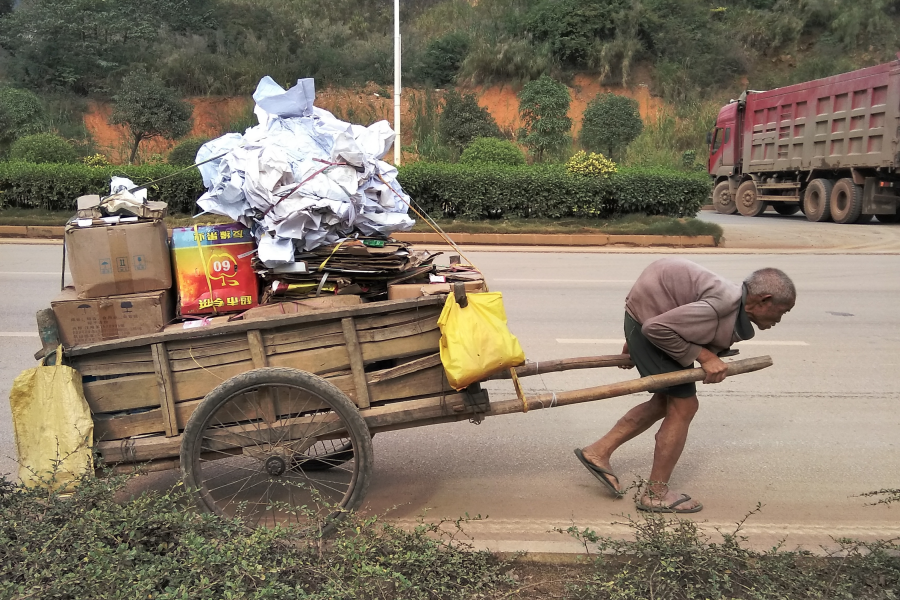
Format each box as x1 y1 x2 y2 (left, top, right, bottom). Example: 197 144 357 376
9 133 79 164
0 87 47 154
110 69 193 164
581 93 643 161
517 75 572 161
0 471 513 600
2 470 898 599
438 90 502 154
168 137 211 167
566 151 618 178
399 162 708 219
459 137 526 167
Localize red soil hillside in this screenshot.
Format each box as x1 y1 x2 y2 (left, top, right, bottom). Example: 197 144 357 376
84 78 667 163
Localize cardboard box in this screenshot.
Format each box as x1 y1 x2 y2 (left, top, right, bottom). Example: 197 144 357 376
171 224 259 316
66 220 173 299
387 280 485 300
52 287 172 347
238 296 362 320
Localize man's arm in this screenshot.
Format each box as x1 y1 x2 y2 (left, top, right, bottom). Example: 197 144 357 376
696 347 728 384
641 301 719 367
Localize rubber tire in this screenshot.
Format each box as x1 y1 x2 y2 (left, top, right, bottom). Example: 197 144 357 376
181 367 373 533
875 213 900 223
803 178 833 222
713 181 737 214
830 178 864 224
772 202 801 216
735 180 766 217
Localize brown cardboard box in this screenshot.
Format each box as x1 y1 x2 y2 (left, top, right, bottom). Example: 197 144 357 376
66 220 173 298
387 280 485 300
52 288 173 347
238 296 363 320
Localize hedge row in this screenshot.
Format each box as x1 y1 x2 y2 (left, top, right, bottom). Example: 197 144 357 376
397 162 710 219
0 162 205 213
0 161 710 219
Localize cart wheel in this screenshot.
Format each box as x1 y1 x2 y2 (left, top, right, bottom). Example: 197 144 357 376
180 367 373 533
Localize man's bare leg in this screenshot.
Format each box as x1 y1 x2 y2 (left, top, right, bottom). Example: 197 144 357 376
580 392 668 491
643 394 702 510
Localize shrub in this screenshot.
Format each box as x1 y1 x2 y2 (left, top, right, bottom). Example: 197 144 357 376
438 90 502 153
168 137 209 166
416 31 470 87
566 151 617 177
82 153 111 167
459 137 525 167
517 75 572 161
0 162 205 212
0 87 47 149
580 93 643 161
398 162 707 219
9 133 79 164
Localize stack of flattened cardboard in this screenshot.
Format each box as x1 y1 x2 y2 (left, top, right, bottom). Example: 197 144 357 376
52 214 174 347
256 238 440 302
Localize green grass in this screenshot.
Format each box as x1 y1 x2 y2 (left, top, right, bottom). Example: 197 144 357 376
0 208 723 244
414 214 723 243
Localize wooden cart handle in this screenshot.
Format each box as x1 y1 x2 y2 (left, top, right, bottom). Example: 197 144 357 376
487 355 773 416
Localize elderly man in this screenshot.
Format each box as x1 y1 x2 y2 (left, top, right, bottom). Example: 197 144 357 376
574 258 796 513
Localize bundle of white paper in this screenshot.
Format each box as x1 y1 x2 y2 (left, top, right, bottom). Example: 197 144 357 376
196 76 414 266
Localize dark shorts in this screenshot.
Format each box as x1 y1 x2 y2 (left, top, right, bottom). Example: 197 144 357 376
624 312 697 398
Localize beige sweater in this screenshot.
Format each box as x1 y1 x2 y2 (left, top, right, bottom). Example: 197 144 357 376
625 258 751 366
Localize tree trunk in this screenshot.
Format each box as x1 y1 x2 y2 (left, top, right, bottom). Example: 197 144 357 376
128 135 143 165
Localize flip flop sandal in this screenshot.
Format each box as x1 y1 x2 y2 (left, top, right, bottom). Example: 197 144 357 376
574 448 624 498
636 493 703 514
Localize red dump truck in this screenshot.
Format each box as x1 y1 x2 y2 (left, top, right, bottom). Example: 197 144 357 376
708 60 900 223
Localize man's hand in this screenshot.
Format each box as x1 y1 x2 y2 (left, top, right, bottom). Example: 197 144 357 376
619 342 634 369
697 348 728 384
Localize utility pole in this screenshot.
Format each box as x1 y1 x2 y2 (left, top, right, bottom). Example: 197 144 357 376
394 0 401 166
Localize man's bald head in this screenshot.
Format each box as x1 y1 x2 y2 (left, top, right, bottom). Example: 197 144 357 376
744 268 796 306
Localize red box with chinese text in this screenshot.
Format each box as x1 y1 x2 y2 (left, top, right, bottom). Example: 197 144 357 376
171 224 259 316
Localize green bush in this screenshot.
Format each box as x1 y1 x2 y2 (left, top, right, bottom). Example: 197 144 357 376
0 87 47 149
438 90 502 153
0 471 513 600
459 137 525 167
0 162 205 212
398 162 708 219
9 133 79 164
168 137 210 166
580 93 643 161
416 31 470 87
566 150 617 177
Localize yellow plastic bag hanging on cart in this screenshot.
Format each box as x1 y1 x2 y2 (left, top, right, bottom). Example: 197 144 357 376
437 291 525 390
8 347 93 490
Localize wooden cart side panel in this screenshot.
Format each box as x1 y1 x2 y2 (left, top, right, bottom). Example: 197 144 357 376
93 361 449 441
150 343 179 437
97 387 469 464
82 329 441 412
341 317 371 409
67 296 445 357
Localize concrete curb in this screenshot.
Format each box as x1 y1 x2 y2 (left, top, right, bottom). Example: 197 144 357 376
0 225 718 248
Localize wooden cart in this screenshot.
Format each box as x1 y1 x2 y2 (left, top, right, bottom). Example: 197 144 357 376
40 289 772 532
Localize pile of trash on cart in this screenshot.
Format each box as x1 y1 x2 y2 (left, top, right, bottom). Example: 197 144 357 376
52 76 484 348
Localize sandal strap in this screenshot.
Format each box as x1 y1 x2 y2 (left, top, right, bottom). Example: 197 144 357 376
667 494 693 510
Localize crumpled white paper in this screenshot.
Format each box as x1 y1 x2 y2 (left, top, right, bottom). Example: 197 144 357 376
196 76 414 266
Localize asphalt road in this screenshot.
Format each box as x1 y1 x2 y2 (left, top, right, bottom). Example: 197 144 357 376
1 241 898 552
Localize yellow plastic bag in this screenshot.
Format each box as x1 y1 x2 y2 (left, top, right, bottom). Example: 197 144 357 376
437 291 525 390
8 347 93 490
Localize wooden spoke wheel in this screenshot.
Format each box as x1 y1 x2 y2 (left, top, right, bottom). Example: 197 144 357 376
180 367 373 533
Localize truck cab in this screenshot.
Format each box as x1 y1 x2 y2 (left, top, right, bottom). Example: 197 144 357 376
708 101 739 177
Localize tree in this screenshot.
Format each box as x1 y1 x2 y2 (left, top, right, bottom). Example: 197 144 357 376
0 87 47 151
438 90 502 154
517 75 572 161
416 32 470 87
580 93 643 160
111 69 193 164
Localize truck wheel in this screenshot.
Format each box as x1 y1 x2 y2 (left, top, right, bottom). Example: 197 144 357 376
875 213 900 223
855 213 874 224
803 179 833 222
772 202 800 216
736 180 766 217
830 178 864 224
713 181 737 214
